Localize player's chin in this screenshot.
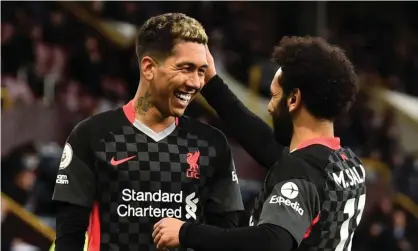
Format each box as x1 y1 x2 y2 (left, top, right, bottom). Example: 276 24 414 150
171 107 186 117
169 103 187 117
170 95 191 116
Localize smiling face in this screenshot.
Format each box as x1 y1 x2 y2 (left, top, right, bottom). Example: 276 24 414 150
146 41 208 117
135 13 209 117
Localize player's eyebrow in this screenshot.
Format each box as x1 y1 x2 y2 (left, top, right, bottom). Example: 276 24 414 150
176 62 208 69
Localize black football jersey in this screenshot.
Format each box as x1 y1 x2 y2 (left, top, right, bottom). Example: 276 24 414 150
52 100 244 251
251 138 367 251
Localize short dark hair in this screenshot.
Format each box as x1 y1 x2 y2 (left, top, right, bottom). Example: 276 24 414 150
272 36 358 120
135 13 208 62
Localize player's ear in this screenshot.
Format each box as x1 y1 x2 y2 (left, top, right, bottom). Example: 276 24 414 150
140 56 158 81
287 88 301 112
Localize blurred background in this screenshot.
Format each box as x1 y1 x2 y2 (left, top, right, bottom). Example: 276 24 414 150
1 1 418 251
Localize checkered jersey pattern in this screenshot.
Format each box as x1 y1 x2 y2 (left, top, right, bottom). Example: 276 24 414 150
94 125 217 251
250 147 366 251
250 164 276 226
300 148 367 251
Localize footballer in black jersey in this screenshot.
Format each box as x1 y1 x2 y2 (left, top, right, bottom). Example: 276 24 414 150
153 36 364 251
52 13 243 251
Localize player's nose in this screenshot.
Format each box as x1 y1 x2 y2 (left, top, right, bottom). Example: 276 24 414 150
184 77 201 92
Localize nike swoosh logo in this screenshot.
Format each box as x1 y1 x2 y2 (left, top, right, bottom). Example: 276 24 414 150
110 155 136 166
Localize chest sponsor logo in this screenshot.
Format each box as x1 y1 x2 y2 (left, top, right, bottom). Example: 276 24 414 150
117 189 199 220
186 151 200 179
185 192 199 220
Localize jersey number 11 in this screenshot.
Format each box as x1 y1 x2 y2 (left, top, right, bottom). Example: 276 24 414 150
335 194 366 251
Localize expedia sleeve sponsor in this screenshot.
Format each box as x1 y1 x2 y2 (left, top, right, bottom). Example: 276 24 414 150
52 122 96 208
258 179 321 246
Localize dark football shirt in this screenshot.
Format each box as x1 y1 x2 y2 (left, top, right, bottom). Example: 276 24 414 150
251 138 367 251
52 100 244 251
191 75 368 251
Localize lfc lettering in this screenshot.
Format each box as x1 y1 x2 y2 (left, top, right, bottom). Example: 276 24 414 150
186 151 200 179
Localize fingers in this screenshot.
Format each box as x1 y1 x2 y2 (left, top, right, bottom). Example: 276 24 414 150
153 219 166 247
154 219 163 230
156 235 168 250
154 231 163 246
153 218 166 239
152 223 162 238
153 218 179 249
156 238 163 250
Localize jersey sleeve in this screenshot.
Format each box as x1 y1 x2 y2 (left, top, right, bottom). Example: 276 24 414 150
258 179 321 246
201 75 283 168
205 136 244 213
52 120 96 208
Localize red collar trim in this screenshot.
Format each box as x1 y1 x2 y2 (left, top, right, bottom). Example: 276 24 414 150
123 99 180 126
295 137 341 151
122 100 135 124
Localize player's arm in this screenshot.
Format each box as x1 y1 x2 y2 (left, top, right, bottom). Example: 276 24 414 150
52 120 96 251
55 203 90 251
178 179 320 251
204 135 244 228
201 74 282 168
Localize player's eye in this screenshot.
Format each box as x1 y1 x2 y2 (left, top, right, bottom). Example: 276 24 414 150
181 67 192 73
198 69 206 76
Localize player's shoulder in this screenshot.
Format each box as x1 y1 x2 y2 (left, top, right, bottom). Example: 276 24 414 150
280 149 323 177
286 141 361 184
179 116 229 146
273 146 330 187
291 145 335 169
71 107 128 140
292 143 360 169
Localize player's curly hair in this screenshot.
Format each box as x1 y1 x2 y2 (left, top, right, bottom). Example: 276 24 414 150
272 36 358 120
135 13 208 62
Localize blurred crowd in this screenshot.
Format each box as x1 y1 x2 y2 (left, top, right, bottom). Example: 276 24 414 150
1 2 417 251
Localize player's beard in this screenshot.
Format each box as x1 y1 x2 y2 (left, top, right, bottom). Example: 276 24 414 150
271 97 294 147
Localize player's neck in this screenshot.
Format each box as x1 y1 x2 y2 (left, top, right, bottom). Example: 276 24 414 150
290 115 334 151
133 87 175 133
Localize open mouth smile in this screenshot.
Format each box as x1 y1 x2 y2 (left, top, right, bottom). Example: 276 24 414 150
174 90 193 105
